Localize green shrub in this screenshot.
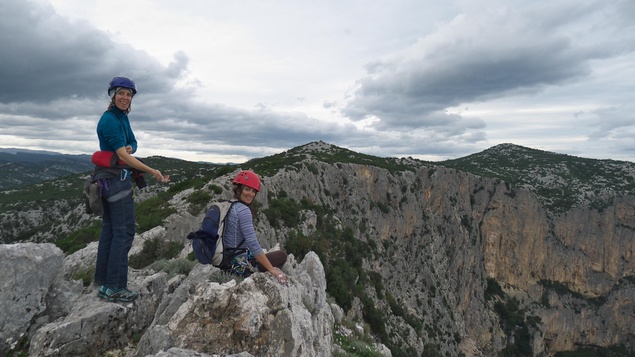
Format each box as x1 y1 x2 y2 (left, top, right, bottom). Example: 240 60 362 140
6 335 29 357
209 184 223 194
186 190 213 214
263 195 303 228
167 177 208 193
306 163 319 175
371 200 390 214
209 269 244 284
485 277 504 301
214 165 237 178
187 190 212 206
284 230 313 261
555 345 635 357
327 259 357 310
135 195 177 232
422 343 443 357
146 258 196 278
360 294 387 341
387 292 423 335
494 296 532 356
368 271 384 296
129 237 184 269
72 266 96 287
55 221 102 255
539 279 606 307
334 329 385 357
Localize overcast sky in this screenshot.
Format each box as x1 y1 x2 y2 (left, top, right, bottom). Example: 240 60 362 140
1 0 634 164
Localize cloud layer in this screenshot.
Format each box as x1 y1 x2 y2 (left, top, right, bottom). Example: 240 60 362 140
0 0 634 163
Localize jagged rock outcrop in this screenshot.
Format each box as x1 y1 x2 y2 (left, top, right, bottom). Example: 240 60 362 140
135 251 333 357
0 243 66 356
1 241 334 357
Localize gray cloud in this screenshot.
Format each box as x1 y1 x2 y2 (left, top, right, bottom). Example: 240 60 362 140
587 106 635 140
0 0 175 103
342 1 632 134
132 101 356 149
0 0 634 163
0 0 346 156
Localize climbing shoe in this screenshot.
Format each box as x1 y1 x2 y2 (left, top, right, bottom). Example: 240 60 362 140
97 286 139 302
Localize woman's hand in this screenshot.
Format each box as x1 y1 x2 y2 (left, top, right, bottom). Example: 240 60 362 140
271 267 287 285
116 147 169 183
152 169 171 183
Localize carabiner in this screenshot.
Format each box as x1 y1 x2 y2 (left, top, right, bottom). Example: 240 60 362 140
120 169 130 181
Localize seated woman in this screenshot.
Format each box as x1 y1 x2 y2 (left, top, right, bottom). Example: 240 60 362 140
222 170 288 285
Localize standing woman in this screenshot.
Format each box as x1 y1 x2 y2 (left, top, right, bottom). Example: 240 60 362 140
223 170 288 285
94 76 170 302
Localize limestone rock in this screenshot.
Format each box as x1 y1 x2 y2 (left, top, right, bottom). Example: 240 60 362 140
28 272 167 356
1 240 333 356
0 243 64 356
137 251 333 357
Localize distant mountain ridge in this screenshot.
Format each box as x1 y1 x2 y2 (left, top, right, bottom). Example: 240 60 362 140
441 143 635 213
0 148 93 190
2 142 634 207
0 147 76 156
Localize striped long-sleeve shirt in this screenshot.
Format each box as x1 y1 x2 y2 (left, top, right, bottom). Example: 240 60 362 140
222 202 264 256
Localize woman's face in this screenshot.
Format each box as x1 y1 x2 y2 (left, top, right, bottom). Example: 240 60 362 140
114 88 133 111
240 186 257 205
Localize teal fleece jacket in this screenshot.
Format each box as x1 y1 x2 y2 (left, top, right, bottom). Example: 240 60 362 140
96 107 138 153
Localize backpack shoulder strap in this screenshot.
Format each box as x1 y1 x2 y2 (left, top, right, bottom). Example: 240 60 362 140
216 199 238 218
199 200 238 235
216 199 248 267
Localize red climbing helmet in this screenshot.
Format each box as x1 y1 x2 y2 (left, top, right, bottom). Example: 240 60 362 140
232 170 261 192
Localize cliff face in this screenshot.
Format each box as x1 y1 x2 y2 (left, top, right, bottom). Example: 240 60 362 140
482 191 635 295
478 184 635 352
256 148 634 356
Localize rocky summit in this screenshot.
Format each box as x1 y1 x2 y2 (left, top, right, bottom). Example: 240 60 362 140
1 239 334 357
0 141 634 356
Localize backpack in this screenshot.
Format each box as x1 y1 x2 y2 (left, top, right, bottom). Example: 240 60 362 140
187 200 240 267
83 177 102 215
